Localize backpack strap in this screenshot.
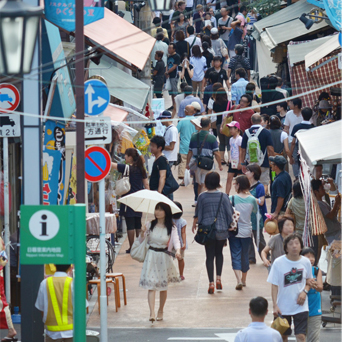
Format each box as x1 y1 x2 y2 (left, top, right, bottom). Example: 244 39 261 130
254 126 264 137
190 36 197 49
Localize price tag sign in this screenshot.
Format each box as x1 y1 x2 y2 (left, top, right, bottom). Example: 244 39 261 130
20 205 76 264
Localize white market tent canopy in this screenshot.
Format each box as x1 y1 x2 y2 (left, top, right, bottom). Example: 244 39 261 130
296 121 342 168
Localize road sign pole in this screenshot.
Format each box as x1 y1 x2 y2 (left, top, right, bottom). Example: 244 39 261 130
3 137 10 304
99 177 108 342
73 204 86 342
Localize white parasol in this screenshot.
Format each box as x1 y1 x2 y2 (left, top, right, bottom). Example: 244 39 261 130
117 189 181 215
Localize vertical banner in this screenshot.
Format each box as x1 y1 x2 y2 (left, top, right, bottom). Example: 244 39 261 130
43 149 62 205
68 154 77 204
151 98 165 136
44 120 67 205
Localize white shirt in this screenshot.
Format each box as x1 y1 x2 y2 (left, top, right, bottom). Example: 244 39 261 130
234 322 283 342
284 110 303 143
186 0 193 7
163 124 179 162
151 40 169 67
267 255 313 316
35 272 74 339
175 93 185 114
280 131 288 144
185 35 202 54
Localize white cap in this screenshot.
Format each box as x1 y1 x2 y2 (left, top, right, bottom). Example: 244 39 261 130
191 101 201 111
211 27 218 35
191 117 202 128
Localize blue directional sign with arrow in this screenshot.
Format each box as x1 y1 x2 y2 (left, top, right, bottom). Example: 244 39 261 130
84 79 110 116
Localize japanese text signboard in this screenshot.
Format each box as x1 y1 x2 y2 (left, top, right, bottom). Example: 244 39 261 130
85 116 112 145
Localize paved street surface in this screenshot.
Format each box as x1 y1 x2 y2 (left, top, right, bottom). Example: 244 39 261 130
85 167 342 341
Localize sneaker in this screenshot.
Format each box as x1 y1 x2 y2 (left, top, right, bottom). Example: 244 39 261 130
192 201 197 207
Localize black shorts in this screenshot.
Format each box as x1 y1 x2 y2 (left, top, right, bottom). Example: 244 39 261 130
228 163 243 176
124 217 142 231
282 311 309 336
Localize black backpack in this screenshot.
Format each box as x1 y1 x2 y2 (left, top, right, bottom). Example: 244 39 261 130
231 56 248 83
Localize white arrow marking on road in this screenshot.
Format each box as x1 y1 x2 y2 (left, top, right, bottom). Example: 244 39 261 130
168 333 237 341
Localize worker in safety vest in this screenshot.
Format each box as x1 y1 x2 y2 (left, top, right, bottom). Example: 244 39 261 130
35 264 73 342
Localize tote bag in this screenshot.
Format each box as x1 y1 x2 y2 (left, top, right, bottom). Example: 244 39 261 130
221 101 233 137
115 165 131 196
130 234 149 262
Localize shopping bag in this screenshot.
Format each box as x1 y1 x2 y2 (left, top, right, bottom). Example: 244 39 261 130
271 315 290 335
165 78 172 91
184 169 191 187
130 236 149 262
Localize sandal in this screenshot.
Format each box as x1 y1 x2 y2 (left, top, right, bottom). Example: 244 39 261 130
235 283 243 290
208 283 215 294
216 279 223 290
1 338 18 342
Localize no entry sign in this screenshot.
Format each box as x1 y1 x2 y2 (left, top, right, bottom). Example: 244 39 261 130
85 146 111 182
0 83 20 113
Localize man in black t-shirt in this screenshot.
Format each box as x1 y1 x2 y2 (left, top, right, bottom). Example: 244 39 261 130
166 43 181 108
152 51 165 99
149 135 168 192
204 56 228 88
290 107 315 167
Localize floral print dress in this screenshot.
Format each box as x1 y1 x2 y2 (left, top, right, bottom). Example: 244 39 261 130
139 225 180 291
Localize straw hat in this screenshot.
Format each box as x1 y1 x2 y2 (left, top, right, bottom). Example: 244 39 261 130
264 218 279 235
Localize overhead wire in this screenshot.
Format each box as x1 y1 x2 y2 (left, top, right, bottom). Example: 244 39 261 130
1 79 340 125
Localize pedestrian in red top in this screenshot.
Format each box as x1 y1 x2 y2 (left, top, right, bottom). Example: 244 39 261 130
233 94 255 134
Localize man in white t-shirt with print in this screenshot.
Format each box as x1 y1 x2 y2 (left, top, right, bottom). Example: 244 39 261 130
158 110 179 166
284 98 302 179
234 296 282 342
267 233 316 342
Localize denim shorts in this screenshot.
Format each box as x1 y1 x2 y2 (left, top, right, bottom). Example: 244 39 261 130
228 236 252 273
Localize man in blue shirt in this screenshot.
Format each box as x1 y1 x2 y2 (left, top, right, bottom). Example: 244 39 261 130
178 85 205 118
269 155 292 219
177 105 196 181
231 68 249 105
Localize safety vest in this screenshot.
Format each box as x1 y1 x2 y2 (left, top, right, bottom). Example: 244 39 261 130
46 276 73 332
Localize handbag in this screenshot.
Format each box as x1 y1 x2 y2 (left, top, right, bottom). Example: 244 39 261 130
197 132 214 171
165 78 172 91
195 193 224 245
220 39 228 57
221 101 233 137
158 156 180 196
115 165 131 196
271 315 290 335
229 196 240 237
130 233 149 262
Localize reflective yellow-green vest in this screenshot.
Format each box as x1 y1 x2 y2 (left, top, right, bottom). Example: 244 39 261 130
46 277 73 332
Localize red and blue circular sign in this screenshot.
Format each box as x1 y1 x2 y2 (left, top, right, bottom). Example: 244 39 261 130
85 146 111 182
0 83 20 113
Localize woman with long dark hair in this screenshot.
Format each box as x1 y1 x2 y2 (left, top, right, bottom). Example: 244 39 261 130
139 202 182 322
112 148 149 253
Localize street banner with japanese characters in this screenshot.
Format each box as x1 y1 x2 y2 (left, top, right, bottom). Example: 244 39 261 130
44 0 104 32
43 149 62 205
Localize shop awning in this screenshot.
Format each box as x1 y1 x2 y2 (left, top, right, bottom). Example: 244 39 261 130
253 0 329 50
296 121 342 167
88 57 150 111
103 104 128 122
305 34 341 70
288 35 333 66
83 8 155 71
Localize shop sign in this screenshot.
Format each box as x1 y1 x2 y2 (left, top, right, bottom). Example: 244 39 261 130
44 0 104 32
43 149 62 205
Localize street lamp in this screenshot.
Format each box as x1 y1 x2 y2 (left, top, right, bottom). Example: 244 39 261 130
0 0 43 75
148 0 171 11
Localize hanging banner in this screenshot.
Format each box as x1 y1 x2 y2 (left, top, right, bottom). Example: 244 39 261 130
67 154 77 205
44 120 67 206
43 149 62 205
44 0 104 32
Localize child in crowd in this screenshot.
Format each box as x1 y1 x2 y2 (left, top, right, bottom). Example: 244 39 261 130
226 121 242 195
173 201 187 280
301 247 323 342
261 216 294 271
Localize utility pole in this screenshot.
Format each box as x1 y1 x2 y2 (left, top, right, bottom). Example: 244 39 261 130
137 3 152 90
21 0 44 340
75 0 85 204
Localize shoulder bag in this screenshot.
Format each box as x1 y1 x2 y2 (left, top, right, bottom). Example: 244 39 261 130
130 231 150 262
195 193 223 245
158 156 180 196
228 196 239 237
115 165 131 196
218 17 231 35
221 100 233 137
197 132 214 170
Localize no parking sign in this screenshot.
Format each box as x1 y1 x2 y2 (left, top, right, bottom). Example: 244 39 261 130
85 146 111 182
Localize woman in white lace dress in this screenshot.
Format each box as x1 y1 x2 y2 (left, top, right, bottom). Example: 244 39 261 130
139 202 182 323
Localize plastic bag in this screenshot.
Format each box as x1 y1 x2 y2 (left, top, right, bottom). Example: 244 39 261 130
0 172 11 216
184 169 191 187
165 78 172 91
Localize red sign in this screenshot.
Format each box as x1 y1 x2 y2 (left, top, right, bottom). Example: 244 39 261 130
0 83 20 113
85 146 111 182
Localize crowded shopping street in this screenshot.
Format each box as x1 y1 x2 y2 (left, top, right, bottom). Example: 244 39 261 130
0 0 341 341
